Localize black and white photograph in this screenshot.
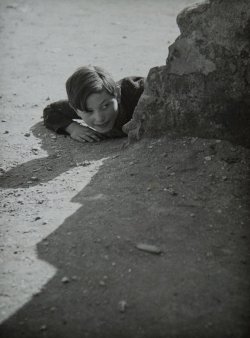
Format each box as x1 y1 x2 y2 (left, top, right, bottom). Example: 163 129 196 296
0 0 250 337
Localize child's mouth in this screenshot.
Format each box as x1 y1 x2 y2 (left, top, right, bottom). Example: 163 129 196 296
95 121 109 129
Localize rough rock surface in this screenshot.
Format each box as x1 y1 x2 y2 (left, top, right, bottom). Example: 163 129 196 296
123 0 250 147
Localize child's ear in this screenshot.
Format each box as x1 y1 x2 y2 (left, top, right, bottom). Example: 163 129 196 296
116 85 121 103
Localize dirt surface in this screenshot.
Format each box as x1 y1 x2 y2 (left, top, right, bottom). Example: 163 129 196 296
0 1 250 337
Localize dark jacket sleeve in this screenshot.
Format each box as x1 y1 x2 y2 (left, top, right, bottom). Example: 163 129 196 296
109 76 145 136
43 100 79 133
119 76 145 115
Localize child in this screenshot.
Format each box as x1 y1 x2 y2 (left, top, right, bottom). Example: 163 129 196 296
43 65 145 142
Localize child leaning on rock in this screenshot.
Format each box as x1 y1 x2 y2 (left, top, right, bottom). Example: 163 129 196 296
43 66 145 143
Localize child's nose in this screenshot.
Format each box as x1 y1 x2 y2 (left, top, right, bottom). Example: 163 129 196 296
93 111 105 124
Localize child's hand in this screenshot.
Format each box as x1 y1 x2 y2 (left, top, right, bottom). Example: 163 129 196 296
65 122 104 143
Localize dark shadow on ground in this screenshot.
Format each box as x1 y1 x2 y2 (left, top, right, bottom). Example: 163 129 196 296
1 135 250 338
0 122 126 189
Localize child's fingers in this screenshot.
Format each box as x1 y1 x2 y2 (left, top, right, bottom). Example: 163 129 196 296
80 135 93 142
80 134 99 143
89 133 102 142
71 131 102 143
96 133 107 140
73 136 86 143
80 131 102 142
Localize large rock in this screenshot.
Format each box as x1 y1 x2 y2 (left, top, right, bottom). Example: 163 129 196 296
123 0 250 147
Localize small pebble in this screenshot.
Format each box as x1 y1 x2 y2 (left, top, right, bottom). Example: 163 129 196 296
31 176 39 181
24 133 30 137
34 216 41 221
1 119 6 122
33 291 41 297
40 325 47 331
136 243 162 255
4 130 9 134
61 276 70 284
6 4 18 9
37 200 44 204
222 176 228 181
190 213 195 217
118 300 127 313
99 280 106 287
164 188 177 196
204 156 212 161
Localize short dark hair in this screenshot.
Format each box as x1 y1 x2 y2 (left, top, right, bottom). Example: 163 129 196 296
66 65 118 111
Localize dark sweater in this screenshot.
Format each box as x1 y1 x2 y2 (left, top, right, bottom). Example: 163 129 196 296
43 76 145 138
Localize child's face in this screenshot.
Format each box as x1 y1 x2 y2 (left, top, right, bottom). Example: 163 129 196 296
76 90 119 133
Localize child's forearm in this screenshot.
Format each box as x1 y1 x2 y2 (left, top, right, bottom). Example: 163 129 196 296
65 122 77 134
64 122 106 143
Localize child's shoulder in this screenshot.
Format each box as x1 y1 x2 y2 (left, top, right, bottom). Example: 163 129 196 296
118 76 145 93
118 76 145 85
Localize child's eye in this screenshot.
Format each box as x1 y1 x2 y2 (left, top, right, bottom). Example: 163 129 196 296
102 102 111 109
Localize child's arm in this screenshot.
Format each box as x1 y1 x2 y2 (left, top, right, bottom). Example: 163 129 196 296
65 122 106 143
118 77 145 142
43 100 105 142
119 76 145 110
